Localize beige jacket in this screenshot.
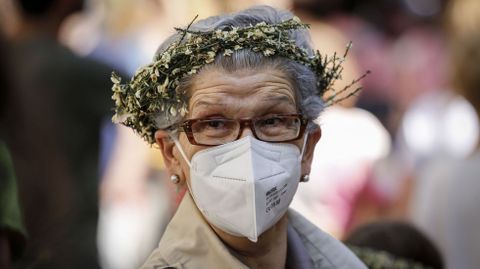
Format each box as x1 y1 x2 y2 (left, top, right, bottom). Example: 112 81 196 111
141 194 366 269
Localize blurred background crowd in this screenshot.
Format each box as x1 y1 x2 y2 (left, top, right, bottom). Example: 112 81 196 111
0 0 479 268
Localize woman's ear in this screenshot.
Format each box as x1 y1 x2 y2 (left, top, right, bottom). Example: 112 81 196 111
301 127 321 176
155 130 182 175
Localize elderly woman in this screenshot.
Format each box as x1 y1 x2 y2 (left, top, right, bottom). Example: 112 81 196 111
111 5 366 269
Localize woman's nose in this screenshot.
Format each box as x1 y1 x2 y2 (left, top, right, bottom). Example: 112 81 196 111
238 121 255 139
239 127 254 139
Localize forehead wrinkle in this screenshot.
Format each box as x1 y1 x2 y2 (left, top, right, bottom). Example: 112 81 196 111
192 100 226 109
261 94 295 105
189 91 228 112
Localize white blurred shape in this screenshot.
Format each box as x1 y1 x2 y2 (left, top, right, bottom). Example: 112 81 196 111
402 91 479 161
444 97 479 157
97 179 169 269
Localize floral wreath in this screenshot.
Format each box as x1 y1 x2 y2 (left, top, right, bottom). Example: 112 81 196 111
111 16 367 144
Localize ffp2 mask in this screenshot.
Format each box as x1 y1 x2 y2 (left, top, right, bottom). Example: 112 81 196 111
173 135 306 242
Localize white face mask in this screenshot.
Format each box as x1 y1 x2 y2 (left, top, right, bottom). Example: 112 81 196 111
172 135 307 242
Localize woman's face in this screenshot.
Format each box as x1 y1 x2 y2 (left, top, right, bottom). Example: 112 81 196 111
155 67 321 189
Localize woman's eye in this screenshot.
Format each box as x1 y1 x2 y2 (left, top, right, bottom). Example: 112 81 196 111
261 117 283 126
206 119 226 128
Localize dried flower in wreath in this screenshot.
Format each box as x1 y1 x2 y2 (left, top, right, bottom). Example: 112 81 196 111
111 16 368 144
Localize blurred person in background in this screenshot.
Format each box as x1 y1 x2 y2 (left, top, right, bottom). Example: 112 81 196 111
409 0 480 268
0 142 25 269
1 0 114 267
0 34 26 269
344 220 444 269
389 0 478 216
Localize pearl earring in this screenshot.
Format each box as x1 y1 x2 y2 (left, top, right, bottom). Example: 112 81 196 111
170 174 180 184
301 174 310 182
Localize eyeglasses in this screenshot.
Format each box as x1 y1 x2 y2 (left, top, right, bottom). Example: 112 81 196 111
177 114 308 146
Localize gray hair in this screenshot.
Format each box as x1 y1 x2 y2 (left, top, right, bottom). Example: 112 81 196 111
154 5 323 132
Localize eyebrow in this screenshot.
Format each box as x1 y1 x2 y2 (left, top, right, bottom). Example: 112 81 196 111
261 95 295 105
192 100 227 109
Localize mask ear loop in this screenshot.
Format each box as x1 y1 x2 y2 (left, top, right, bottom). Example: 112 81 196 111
168 132 203 204
169 132 192 167
299 132 309 162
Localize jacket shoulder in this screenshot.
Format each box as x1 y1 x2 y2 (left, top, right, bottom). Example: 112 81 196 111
140 248 184 269
288 209 367 269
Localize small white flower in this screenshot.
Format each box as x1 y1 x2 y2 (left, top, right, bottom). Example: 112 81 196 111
112 112 131 124
223 49 233 56
180 106 188 116
253 29 265 39
228 29 238 37
157 77 169 94
263 48 275 56
112 92 122 106
112 84 121 93
161 77 169 90
263 26 275 34
161 52 171 63
111 74 121 84
172 68 181 75
169 106 177 117
205 51 216 63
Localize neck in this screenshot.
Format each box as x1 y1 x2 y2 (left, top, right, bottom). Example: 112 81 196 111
211 214 289 269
